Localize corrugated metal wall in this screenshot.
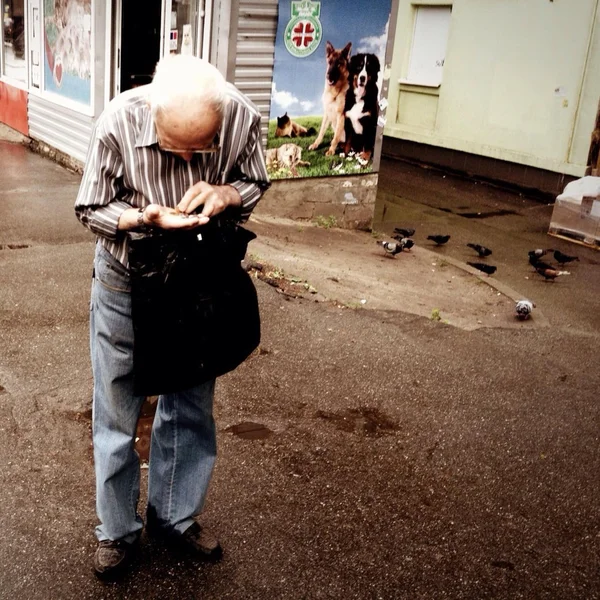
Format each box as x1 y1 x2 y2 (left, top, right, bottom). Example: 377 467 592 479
28 95 93 163
233 0 277 144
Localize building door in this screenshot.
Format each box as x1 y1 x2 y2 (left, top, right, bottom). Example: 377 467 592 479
113 0 162 95
111 0 211 98
162 0 210 59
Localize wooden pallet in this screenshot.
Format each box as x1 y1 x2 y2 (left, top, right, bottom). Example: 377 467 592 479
548 228 600 251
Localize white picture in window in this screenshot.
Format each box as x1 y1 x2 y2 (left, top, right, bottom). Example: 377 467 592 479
406 6 452 87
181 24 193 56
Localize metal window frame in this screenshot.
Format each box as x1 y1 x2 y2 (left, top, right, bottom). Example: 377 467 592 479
0 0 30 90
26 0 97 116
161 0 213 60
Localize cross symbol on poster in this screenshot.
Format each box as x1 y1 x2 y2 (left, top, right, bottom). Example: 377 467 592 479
292 21 315 47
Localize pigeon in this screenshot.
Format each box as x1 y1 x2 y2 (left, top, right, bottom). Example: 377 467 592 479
529 254 541 267
399 238 415 251
515 299 536 320
394 227 416 238
529 257 554 270
467 262 497 275
467 243 492 257
427 234 451 245
392 233 411 243
553 250 579 264
528 248 553 259
534 265 570 281
377 240 403 256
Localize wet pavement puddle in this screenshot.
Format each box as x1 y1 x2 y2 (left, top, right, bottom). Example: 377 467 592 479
491 560 515 570
0 243 31 250
135 398 159 461
315 407 399 437
459 209 519 219
225 421 274 440
436 207 519 219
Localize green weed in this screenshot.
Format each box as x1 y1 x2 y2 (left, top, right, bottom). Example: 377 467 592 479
314 215 338 229
345 300 364 309
267 269 285 279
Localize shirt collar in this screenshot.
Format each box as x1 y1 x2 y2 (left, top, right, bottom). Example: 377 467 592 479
135 102 158 148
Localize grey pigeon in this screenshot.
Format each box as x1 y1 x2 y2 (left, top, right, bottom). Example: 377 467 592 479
377 240 403 256
515 299 535 320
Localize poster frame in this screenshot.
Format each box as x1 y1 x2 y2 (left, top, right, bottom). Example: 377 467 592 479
36 0 95 117
266 0 395 181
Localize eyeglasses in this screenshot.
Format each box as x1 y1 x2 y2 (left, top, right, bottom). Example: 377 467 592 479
159 143 220 154
156 132 221 154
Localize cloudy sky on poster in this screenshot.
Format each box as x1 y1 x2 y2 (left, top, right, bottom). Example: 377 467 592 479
270 0 391 120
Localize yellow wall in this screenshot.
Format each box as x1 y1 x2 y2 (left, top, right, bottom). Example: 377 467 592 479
385 0 600 176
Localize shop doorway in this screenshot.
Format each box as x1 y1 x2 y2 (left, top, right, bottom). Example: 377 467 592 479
113 0 162 95
111 0 213 97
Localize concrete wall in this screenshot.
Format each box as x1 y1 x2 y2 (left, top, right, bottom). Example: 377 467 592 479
385 0 600 177
571 4 600 167
256 174 379 230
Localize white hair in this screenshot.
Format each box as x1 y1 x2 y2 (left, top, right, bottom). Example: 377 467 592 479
149 55 229 120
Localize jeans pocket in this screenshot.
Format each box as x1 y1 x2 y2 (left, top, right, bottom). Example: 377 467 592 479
95 244 131 293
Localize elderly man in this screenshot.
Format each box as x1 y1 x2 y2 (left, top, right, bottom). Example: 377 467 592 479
75 55 269 580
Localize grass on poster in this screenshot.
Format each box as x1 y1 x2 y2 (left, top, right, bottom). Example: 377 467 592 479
266 116 373 180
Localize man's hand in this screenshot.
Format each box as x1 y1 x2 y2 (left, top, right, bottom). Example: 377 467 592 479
144 205 209 229
117 205 208 231
117 182 242 232
177 182 241 218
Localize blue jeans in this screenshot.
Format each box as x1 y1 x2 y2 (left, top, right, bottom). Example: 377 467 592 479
90 243 217 543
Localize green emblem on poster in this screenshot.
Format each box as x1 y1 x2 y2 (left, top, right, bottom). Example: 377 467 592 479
284 0 322 58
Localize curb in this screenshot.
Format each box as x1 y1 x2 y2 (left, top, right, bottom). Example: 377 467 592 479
0 124 84 174
248 215 549 331
442 254 551 328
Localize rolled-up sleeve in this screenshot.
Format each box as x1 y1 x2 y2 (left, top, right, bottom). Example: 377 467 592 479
74 126 132 240
227 118 271 222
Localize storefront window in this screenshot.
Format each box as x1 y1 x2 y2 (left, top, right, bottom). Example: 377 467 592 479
2 0 27 82
169 0 200 56
43 0 92 106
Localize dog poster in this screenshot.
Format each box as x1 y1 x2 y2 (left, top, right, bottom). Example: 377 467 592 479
267 0 392 180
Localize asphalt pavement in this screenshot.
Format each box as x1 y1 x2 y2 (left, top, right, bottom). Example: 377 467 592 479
0 139 599 599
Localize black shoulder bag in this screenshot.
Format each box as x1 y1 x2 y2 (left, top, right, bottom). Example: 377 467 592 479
127 219 260 397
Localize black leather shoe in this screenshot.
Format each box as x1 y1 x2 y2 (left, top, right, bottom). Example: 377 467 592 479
93 538 138 580
147 516 223 562
177 522 223 561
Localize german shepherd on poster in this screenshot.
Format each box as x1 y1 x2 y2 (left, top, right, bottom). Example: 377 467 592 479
308 41 352 156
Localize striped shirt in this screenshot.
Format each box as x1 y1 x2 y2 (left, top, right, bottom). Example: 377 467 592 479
75 83 270 266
